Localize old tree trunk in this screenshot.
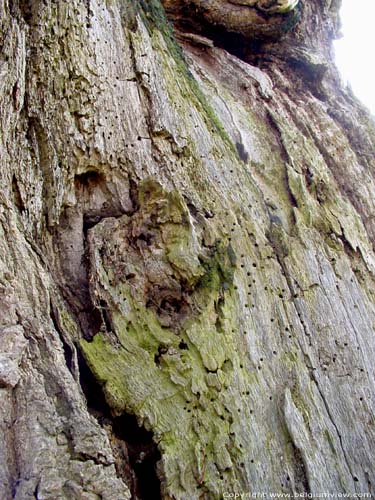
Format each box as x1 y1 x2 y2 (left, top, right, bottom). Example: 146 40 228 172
1 0 375 498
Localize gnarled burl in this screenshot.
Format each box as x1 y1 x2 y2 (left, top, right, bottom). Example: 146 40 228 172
1 0 375 499
162 0 301 39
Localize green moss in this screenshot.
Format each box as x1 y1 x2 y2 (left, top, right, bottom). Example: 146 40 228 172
281 350 298 368
80 306 235 491
197 242 236 293
137 0 237 155
274 0 300 14
80 247 243 493
78 177 252 495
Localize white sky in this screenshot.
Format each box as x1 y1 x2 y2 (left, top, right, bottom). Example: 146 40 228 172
334 0 375 114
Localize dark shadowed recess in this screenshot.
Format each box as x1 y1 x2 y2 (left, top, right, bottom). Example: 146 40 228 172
78 352 162 500
175 13 262 61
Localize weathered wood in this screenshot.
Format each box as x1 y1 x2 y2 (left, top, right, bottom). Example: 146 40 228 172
1 0 375 498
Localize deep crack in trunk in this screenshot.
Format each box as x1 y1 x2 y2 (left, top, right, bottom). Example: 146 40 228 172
77 353 162 500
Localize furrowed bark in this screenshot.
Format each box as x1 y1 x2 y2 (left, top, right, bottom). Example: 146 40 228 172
1 0 375 499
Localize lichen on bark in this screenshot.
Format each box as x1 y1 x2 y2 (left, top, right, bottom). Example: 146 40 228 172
1 0 375 499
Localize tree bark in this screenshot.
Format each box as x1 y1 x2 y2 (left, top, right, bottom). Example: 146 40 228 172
1 0 375 499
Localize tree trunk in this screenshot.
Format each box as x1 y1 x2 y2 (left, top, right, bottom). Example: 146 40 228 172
1 0 375 498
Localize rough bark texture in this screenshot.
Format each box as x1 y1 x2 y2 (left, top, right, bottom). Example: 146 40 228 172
1 0 375 499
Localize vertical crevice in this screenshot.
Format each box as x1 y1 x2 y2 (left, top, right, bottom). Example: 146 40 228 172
55 204 101 340
77 353 162 500
27 117 56 225
112 414 162 500
11 175 26 214
291 443 310 494
49 299 76 377
55 169 128 340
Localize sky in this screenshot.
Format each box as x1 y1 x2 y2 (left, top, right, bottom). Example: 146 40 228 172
334 0 375 114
